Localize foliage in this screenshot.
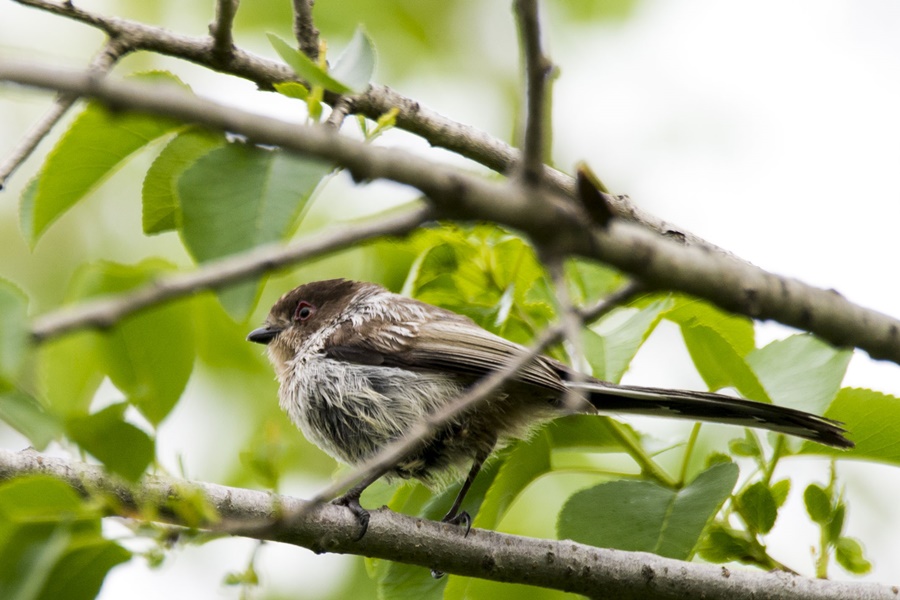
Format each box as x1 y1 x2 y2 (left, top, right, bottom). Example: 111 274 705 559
0 0 893 598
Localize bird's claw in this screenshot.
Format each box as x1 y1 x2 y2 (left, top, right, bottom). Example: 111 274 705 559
333 493 370 541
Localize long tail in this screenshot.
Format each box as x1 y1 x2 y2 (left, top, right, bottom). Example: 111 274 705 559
567 380 853 449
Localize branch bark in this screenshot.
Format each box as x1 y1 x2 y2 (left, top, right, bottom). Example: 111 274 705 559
9 0 729 256
29 205 432 340
0 449 893 600
2 60 898 364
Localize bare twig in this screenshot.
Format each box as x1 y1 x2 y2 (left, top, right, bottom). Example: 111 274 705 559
324 96 352 130
2 448 892 599
513 0 553 184
3 61 898 363
301 282 644 510
209 0 239 60
0 39 125 190
544 255 590 411
10 0 732 256
30 205 433 340
291 0 319 60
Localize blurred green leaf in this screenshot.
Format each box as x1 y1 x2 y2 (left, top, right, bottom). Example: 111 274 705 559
38 538 131 600
267 33 354 93
697 523 756 564
545 415 629 452
178 142 330 317
142 127 224 234
736 481 777 534
835 536 871 574
273 81 309 100
680 325 770 403
0 390 61 450
770 479 791 508
0 279 29 384
68 260 195 426
800 388 900 463
747 335 850 415
803 483 831 524
67 403 155 482
828 502 846 543
583 297 672 383
330 27 377 92
38 331 104 418
557 462 738 559
25 72 187 244
666 299 755 356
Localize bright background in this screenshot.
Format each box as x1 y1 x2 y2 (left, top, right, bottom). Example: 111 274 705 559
2 0 899 597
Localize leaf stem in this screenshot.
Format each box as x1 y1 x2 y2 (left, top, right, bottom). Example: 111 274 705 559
605 420 677 488
678 423 702 486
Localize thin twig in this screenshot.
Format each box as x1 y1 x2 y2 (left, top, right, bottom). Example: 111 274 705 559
291 0 319 60
0 39 125 190
513 0 553 184
324 96 352 130
210 0 239 60
30 205 433 340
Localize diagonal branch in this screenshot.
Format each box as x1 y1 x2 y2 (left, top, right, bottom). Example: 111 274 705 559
0 38 126 190
9 0 730 257
2 61 898 363
514 0 554 184
1 448 894 599
30 205 432 340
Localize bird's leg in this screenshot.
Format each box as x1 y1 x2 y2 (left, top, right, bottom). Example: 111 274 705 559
333 482 372 541
440 447 492 536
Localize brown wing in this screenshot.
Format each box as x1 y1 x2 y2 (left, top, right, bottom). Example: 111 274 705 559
324 314 566 392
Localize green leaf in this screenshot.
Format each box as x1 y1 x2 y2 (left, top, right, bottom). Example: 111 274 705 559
39 538 131 600
803 483 831 524
142 127 224 234
834 537 872 574
0 475 83 518
330 27 377 92
770 479 791 508
747 335 851 415
0 278 29 384
68 260 195 425
474 432 552 530
828 502 846 543
557 462 738 559
273 81 309 100
736 481 777 534
697 523 755 564
67 403 155 482
0 390 61 450
37 331 104 418
267 33 353 94
583 297 673 383
178 142 330 317
25 71 187 244
680 325 770 403
545 414 629 452
666 299 755 356
800 388 900 463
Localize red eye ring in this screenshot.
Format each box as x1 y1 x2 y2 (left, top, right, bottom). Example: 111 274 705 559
294 300 315 321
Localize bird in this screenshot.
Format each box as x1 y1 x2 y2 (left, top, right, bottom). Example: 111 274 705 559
247 278 852 537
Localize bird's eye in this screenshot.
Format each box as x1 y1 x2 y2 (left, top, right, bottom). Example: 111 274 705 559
294 300 315 322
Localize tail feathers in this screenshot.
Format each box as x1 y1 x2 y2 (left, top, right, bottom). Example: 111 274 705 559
567 380 853 449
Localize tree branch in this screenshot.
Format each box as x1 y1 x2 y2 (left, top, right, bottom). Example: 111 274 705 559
30 205 432 340
0 448 893 599
2 60 898 364
0 38 126 190
514 0 553 184
291 0 319 60
209 0 239 60
9 0 730 257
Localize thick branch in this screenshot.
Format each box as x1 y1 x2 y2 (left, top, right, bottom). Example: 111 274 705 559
0 449 893 599
2 61 898 363
10 0 726 256
30 205 432 340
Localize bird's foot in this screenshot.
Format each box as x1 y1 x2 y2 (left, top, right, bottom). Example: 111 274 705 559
333 492 370 541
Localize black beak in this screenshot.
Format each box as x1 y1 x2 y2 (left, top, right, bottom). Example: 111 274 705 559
247 326 282 345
